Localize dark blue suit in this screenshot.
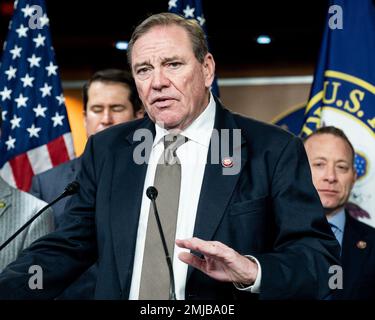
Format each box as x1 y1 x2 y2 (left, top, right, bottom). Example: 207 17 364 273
0 100 340 299
333 213 375 299
29 157 97 300
30 158 81 229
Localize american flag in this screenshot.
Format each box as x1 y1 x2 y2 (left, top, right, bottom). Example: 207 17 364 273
0 0 75 192
168 0 220 97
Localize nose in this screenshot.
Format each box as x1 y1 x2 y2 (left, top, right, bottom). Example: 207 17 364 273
151 68 170 90
100 108 114 126
323 164 337 183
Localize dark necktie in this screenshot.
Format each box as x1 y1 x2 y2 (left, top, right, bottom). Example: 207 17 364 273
329 222 343 256
138 134 187 299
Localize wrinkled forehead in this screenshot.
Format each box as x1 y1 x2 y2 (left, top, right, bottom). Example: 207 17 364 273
131 25 193 64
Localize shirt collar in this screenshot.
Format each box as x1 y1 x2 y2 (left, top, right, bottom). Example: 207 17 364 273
327 208 346 233
153 92 216 148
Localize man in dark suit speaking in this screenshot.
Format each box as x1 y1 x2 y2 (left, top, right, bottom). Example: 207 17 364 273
0 13 339 300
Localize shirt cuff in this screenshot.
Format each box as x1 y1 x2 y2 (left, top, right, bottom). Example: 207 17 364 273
233 255 261 294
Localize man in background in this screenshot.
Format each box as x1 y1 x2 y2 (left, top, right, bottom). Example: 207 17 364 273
304 126 375 299
29 69 143 299
0 106 54 271
30 69 144 228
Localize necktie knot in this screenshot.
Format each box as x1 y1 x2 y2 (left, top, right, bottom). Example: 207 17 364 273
329 222 337 229
163 134 187 165
329 222 340 241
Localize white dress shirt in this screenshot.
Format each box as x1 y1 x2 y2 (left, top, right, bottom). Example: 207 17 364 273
129 93 261 299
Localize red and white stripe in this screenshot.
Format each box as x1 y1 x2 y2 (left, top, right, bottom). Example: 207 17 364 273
0 133 75 191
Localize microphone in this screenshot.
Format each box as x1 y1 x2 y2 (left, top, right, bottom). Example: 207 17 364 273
63 181 80 196
0 181 80 252
146 186 176 300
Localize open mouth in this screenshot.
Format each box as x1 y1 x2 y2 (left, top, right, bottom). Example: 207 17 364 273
151 96 175 108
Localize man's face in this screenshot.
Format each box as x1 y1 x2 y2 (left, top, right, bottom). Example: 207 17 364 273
84 81 143 137
304 133 357 216
131 24 215 131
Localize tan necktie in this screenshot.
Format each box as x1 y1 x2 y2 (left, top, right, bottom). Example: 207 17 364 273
139 134 187 299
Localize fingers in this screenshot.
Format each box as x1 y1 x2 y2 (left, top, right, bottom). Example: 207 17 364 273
176 237 228 259
176 237 258 284
178 252 206 271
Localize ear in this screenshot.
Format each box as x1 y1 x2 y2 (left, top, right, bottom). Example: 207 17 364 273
135 107 145 119
352 169 358 185
83 111 87 130
202 53 215 88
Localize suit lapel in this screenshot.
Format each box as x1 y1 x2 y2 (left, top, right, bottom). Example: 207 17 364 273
0 177 12 218
187 102 248 281
109 118 155 293
71 157 81 174
337 213 370 299
67 157 81 183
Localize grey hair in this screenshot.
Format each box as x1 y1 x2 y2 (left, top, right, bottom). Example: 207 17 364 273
127 12 208 65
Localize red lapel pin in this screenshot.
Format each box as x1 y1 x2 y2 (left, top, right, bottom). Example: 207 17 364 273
222 157 233 168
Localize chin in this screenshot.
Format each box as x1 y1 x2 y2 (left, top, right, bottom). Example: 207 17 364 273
323 201 342 211
155 117 181 130
322 202 337 208
321 198 337 208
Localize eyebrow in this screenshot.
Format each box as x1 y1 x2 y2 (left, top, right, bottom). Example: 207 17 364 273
161 56 181 64
133 61 152 70
312 156 350 164
133 55 182 70
311 157 326 163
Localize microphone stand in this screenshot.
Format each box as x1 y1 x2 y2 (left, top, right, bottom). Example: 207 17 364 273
147 186 177 300
0 181 80 252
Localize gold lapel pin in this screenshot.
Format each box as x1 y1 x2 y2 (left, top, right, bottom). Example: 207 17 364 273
0 201 6 208
357 240 367 249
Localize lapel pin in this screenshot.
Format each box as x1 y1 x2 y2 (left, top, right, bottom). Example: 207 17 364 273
221 157 233 168
0 201 6 208
357 240 367 249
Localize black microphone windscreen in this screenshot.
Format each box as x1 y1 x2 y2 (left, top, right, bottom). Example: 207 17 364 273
146 186 158 200
64 181 80 195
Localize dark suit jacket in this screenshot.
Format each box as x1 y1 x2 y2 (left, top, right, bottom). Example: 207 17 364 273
29 157 97 300
0 100 340 300
333 213 375 300
30 158 81 229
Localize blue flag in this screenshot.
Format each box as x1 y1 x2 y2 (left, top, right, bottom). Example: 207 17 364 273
301 0 375 226
168 0 220 97
0 0 75 191
273 104 306 136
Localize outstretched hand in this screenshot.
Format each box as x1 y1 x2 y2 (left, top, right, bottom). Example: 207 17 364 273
176 237 258 285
